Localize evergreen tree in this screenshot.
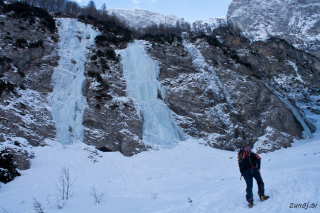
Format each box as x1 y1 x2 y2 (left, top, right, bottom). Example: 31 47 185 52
101 3 107 16
101 3 106 11
87 0 96 15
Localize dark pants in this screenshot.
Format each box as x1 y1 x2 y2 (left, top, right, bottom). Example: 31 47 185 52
243 167 264 202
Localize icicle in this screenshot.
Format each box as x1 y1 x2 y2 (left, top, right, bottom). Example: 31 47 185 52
286 60 304 83
121 41 185 148
49 19 99 145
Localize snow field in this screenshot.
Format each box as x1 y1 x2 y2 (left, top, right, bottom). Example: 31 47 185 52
1 124 320 213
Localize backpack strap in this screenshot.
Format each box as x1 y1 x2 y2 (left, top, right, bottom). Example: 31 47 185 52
242 152 246 159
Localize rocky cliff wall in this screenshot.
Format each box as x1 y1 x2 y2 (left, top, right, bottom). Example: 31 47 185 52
0 5 58 170
0 10 58 145
227 0 320 57
82 44 146 156
80 21 146 156
142 27 320 153
1 2 320 163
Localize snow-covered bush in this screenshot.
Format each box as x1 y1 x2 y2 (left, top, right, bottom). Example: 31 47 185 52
33 197 45 213
90 185 104 204
0 80 16 95
0 148 20 184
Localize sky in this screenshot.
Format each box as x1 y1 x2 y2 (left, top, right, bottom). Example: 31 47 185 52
76 0 233 23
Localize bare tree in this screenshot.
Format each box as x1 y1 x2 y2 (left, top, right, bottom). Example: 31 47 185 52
57 170 65 200
65 1 80 17
43 0 55 12
55 0 66 13
176 20 181 31
56 167 76 200
90 185 105 204
44 0 53 11
181 21 191 32
55 196 66 209
37 0 47 10
33 197 45 213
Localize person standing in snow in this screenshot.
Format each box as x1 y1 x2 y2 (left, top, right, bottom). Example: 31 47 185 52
238 146 269 207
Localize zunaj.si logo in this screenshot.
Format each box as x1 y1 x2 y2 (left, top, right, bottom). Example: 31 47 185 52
289 202 318 210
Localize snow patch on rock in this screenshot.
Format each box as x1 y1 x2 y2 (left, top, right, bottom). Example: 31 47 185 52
107 8 185 29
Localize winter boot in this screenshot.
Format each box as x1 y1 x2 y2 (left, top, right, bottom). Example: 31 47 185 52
260 195 269 201
248 199 253 207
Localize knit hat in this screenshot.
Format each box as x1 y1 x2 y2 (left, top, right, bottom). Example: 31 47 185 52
244 146 252 155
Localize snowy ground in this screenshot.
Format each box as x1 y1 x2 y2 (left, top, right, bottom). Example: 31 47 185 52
1 113 320 213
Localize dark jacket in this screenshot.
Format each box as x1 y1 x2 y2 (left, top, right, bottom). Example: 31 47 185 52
238 152 261 175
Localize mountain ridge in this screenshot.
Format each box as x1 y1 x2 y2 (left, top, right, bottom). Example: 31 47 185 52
227 0 320 57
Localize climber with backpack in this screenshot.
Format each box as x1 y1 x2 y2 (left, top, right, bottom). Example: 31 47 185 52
238 146 269 207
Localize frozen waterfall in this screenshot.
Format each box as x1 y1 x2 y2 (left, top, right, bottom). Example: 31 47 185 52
184 42 231 104
49 18 99 145
121 41 185 148
264 83 313 138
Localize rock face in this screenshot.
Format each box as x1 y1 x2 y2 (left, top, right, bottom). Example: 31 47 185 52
83 52 146 156
227 0 320 57
0 12 57 146
143 27 320 153
82 36 146 156
192 18 228 32
0 4 58 176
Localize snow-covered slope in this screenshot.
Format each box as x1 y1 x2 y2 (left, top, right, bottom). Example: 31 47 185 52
108 8 228 32
227 0 320 57
192 17 228 32
1 112 320 212
107 8 185 29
